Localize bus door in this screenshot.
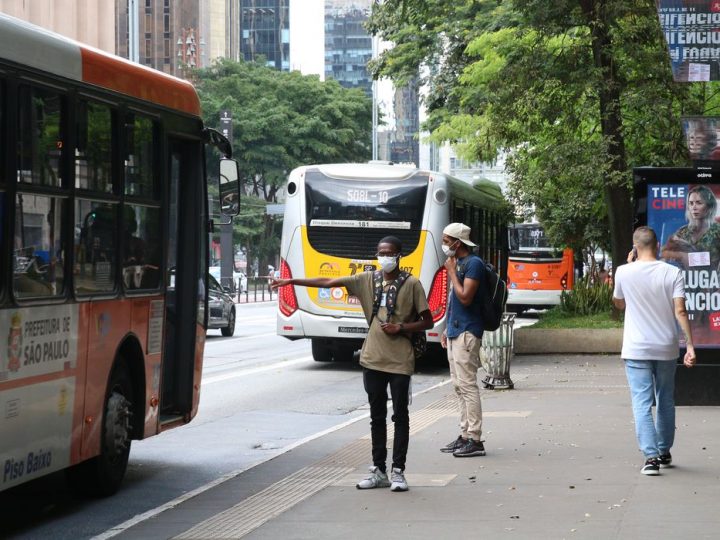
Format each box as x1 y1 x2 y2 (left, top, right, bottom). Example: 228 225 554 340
162 138 206 422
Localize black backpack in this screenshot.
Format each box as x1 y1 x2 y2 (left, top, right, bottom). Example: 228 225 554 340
480 262 507 331
370 271 427 360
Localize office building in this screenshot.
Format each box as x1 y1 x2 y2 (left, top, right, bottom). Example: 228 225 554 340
324 0 372 94
0 0 115 53
239 0 290 70
116 0 205 77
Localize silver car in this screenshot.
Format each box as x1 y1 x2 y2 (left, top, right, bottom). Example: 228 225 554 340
207 274 236 336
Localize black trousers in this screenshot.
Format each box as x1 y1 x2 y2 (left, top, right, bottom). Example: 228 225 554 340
363 367 411 472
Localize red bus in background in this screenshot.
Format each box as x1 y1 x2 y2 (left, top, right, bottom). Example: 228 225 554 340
506 223 574 314
0 14 239 495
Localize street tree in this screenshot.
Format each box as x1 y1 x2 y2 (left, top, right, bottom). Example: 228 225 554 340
196 58 372 273
368 0 707 270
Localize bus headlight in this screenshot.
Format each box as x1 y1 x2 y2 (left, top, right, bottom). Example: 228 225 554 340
279 258 298 316
427 267 448 322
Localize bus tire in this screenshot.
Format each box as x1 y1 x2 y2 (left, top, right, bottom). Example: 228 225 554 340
311 339 332 362
221 307 236 337
68 360 134 497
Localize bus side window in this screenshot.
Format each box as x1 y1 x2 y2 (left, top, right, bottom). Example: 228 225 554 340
76 100 113 192
17 86 63 187
122 205 161 290
124 114 156 198
74 201 117 294
13 194 66 298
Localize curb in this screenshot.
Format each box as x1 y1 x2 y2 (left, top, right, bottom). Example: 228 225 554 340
514 327 622 354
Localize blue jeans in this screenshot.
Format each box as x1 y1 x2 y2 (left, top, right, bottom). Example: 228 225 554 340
624 359 677 458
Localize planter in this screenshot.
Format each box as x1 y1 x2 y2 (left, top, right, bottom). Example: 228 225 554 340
514 327 622 354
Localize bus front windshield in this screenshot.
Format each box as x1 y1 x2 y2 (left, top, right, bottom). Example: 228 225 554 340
509 226 557 254
304 171 428 259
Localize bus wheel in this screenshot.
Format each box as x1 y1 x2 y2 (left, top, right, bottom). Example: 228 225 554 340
221 307 236 337
68 361 134 497
311 339 332 362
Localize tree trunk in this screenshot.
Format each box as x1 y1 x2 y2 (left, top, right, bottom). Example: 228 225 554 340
582 0 634 277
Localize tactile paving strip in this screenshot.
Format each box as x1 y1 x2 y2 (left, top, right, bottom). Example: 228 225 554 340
174 395 457 539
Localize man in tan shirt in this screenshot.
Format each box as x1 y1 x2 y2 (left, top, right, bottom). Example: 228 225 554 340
273 236 432 492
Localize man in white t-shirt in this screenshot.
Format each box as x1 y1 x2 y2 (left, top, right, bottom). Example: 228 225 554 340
613 226 696 476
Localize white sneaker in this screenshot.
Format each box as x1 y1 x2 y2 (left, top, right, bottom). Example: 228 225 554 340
356 466 390 489
390 467 408 492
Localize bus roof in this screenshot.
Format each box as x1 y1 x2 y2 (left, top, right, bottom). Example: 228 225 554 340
0 13 201 117
312 163 419 180
447 175 507 210
300 163 508 209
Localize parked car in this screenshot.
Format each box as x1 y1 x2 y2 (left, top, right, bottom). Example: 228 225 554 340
207 274 236 337
209 266 247 293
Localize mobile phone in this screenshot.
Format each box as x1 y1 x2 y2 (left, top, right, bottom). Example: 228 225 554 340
632 247 638 261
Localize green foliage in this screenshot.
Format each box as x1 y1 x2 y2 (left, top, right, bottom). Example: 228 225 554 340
559 276 614 317
368 0 710 271
195 58 372 269
196 58 372 204
533 307 622 329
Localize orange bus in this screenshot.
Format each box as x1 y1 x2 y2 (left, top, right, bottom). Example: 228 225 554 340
506 223 574 313
0 15 239 495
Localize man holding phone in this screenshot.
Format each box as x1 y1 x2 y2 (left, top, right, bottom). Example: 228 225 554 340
613 226 696 476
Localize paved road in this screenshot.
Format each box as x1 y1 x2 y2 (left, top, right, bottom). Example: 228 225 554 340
2 302 458 540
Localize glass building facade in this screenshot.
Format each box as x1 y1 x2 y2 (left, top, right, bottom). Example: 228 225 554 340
324 1 372 95
390 78 419 165
240 0 290 70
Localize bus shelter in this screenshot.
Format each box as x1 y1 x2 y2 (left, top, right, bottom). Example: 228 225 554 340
633 166 720 405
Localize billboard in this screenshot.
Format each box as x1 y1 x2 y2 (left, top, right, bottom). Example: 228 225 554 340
681 116 720 161
657 0 720 82
647 181 720 347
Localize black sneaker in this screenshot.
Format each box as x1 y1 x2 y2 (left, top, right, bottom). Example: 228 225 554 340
658 453 672 467
440 436 467 453
453 438 486 457
641 457 660 476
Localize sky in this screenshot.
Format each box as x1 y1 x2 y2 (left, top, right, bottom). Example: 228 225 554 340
289 0 325 78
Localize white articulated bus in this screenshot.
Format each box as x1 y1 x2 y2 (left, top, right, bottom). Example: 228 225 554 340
276 163 508 362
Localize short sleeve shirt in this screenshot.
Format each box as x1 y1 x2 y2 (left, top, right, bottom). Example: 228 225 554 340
447 254 485 339
673 223 720 269
337 272 430 376
613 260 685 360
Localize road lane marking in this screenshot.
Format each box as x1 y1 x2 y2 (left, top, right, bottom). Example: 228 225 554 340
201 356 313 386
207 331 277 341
92 378 451 540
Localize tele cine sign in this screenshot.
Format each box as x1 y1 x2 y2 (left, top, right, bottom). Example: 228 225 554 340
650 185 686 210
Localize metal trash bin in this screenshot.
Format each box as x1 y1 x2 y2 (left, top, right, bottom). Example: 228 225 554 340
480 313 515 390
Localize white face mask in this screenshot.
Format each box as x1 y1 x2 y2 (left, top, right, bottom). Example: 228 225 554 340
377 256 398 273
442 243 457 257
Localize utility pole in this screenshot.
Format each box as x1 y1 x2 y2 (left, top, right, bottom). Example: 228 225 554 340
219 110 235 294
128 0 139 63
371 34 379 161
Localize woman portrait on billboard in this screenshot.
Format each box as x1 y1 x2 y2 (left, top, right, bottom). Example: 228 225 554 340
661 185 720 270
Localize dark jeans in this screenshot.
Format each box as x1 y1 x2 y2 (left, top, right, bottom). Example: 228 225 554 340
363 367 411 472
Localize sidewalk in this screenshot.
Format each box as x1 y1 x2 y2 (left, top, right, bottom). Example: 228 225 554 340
114 354 720 540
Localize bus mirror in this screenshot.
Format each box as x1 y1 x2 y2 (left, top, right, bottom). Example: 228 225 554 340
219 158 240 217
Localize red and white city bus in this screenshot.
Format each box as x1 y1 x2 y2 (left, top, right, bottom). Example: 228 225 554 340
0 15 239 495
